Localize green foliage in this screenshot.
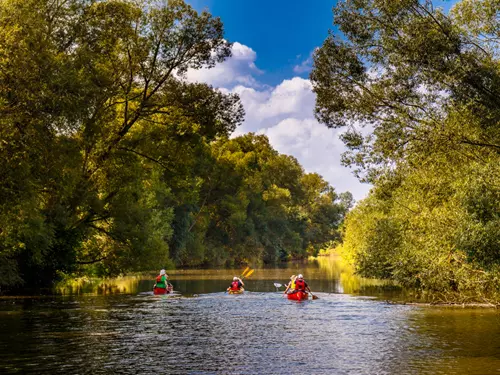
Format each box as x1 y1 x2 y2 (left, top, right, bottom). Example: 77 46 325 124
0 0 238 289
170 134 350 266
0 0 349 291
312 0 500 301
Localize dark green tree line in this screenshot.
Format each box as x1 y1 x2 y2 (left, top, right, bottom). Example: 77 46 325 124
169 134 352 267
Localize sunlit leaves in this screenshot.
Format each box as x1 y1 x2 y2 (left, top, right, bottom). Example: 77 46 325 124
317 0 500 301
0 0 239 288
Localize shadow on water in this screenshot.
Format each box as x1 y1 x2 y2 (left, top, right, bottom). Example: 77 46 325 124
2 255 500 374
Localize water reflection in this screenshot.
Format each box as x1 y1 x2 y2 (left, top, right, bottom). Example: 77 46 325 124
315 255 391 294
54 254 395 297
404 308 500 374
56 276 146 295
3 292 500 374
2 257 500 374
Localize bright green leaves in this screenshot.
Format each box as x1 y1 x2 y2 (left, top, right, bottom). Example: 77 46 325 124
0 0 350 291
451 0 500 38
0 0 241 289
316 0 500 301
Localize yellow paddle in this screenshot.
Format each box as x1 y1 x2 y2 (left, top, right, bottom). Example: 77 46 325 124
240 267 251 278
243 269 254 278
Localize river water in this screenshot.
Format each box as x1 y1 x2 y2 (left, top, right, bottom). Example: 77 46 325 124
1 256 500 374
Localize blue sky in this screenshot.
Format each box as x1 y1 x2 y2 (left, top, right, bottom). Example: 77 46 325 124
186 0 459 201
190 0 336 86
189 0 457 86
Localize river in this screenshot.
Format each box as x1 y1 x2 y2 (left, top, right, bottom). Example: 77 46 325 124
1 256 500 374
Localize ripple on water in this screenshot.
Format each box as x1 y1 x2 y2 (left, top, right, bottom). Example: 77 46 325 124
1 292 500 374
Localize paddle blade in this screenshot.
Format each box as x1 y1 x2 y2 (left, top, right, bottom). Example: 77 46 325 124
273 283 282 288
245 269 255 278
311 294 319 300
241 266 250 277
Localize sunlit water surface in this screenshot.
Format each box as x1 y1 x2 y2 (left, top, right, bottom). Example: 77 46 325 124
1 256 500 374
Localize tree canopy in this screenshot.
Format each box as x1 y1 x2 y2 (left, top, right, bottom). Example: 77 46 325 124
0 0 350 291
312 0 500 301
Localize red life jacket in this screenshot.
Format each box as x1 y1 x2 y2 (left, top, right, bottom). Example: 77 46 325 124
295 279 306 291
230 281 240 290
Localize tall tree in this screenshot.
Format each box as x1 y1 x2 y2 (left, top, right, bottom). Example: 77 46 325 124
312 0 500 300
0 0 243 288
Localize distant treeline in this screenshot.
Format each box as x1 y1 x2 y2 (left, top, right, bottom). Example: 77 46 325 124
312 0 500 302
0 0 352 290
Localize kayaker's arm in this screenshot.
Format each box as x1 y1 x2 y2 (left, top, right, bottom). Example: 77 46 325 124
305 283 312 293
238 278 244 287
283 282 290 294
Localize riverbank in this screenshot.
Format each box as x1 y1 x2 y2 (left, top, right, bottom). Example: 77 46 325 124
386 301 500 308
313 252 500 306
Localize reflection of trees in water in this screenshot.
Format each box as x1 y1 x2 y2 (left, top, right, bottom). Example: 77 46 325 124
55 275 145 295
53 259 399 296
315 254 393 295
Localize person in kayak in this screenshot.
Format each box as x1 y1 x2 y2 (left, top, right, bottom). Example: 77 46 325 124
227 276 244 292
153 269 172 292
292 274 311 294
283 274 297 294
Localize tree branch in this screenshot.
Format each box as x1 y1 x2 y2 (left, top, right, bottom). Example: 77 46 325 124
118 146 172 170
75 254 110 265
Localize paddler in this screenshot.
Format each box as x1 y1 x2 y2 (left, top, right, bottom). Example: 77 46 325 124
283 274 297 295
293 274 312 294
153 269 171 292
227 276 244 292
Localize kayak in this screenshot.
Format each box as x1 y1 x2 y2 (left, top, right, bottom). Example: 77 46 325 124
287 291 308 301
153 287 169 295
228 288 244 294
153 284 173 295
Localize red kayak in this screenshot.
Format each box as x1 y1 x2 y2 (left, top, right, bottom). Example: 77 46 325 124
287 291 308 301
153 284 173 295
153 288 169 295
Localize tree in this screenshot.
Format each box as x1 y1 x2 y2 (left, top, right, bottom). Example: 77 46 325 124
0 0 351 291
0 0 242 288
312 0 500 300
196 134 350 265
311 0 500 180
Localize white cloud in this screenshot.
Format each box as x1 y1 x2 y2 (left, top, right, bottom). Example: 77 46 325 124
233 77 316 134
259 118 371 200
262 77 315 118
293 52 314 74
185 42 371 201
186 42 263 88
